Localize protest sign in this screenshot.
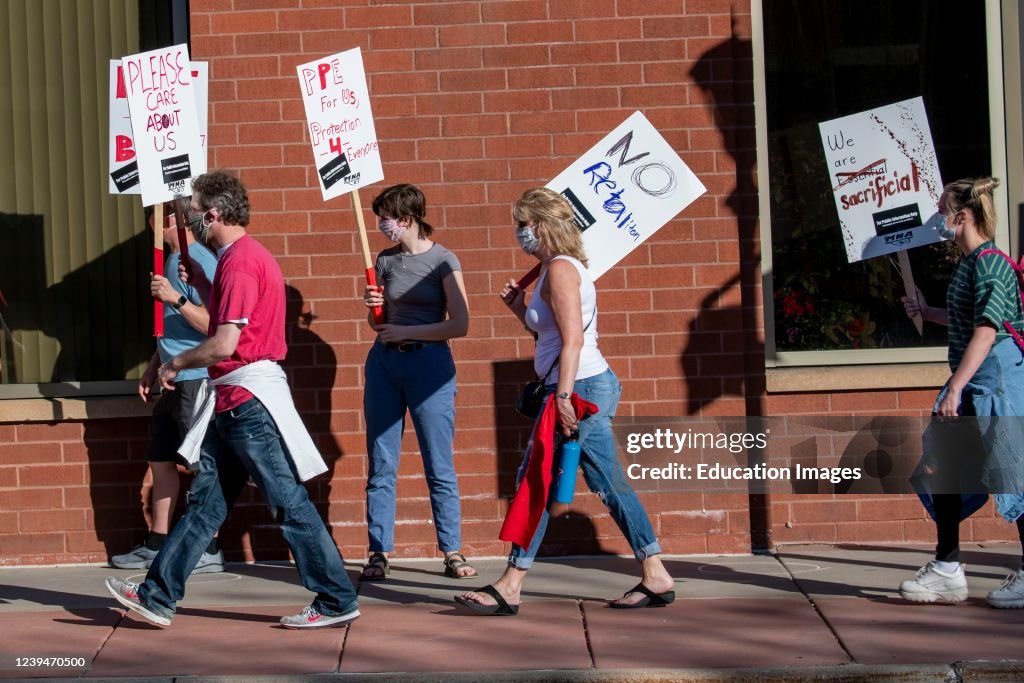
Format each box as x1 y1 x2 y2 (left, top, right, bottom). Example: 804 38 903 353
120 44 206 205
544 111 706 281
818 97 944 264
296 47 385 321
108 60 209 195
296 47 383 199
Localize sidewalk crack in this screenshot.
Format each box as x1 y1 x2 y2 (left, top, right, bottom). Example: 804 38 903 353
336 620 353 673
774 554 857 664
577 599 596 669
88 609 128 676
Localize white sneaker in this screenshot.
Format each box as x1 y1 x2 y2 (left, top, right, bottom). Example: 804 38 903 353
104 576 172 626
279 605 360 629
986 569 1024 609
898 561 968 603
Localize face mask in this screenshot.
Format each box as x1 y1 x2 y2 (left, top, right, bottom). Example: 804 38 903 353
189 211 211 245
378 217 405 242
937 215 957 241
189 211 215 249
516 224 540 255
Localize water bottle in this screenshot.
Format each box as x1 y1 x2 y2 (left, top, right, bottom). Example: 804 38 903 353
554 431 581 504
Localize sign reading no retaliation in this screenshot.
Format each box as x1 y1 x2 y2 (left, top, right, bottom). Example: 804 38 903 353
547 111 706 280
109 60 208 195
120 44 206 205
296 47 384 199
819 97 945 263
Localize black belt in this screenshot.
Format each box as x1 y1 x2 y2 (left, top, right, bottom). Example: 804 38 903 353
384 341 439 352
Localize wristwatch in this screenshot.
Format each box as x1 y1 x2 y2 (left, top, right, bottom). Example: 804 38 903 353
556 391 571 400
172 295 188 310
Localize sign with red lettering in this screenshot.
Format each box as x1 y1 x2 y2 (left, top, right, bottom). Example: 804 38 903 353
109 60 208 195
546 111 706 280
120 44 206 205
296 47 383 199
819 97 945 263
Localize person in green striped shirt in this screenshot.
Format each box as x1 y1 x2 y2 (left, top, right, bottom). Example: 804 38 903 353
899 176 1024 609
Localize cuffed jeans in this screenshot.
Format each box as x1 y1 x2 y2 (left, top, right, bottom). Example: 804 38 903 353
364 341 461 552
508 368 662 569
138 398 357 619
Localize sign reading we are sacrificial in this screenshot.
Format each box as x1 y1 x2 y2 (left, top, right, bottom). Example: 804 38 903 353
547 111 706 280
109 60 208 196
119 44 206 206
296 47 384 199
818 97 945 263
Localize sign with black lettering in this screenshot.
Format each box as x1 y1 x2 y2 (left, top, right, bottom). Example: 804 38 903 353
547 111 706 280
819 97 944 262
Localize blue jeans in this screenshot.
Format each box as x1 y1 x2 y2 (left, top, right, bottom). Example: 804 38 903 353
364 341 461 552
508 368 661 569
138 398 358 618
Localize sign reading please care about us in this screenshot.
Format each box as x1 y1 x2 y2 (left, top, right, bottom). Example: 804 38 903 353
547 111 706 280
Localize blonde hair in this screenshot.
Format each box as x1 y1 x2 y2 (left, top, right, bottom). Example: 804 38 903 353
940 176 1000 241
512 187 587 266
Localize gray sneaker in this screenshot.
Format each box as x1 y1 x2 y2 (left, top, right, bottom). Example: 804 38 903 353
986 569 1024 609
104 576 171 626
279 605 360 629
192 549 225 574
110 544 157 570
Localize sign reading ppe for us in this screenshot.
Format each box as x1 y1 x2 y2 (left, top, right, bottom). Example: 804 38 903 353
296 47 384 200
120 44 206 205
818 97 945 263
547 111 706 280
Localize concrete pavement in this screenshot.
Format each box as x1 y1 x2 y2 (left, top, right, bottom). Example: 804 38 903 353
0 543 1022 681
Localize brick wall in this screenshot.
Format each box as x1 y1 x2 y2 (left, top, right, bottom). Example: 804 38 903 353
1 0 1018 566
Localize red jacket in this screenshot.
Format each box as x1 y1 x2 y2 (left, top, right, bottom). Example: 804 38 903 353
499 394 599 548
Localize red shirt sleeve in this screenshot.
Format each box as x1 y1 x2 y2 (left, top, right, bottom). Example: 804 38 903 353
215 268 260 325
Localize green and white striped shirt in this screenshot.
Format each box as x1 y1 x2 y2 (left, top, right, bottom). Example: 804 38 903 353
946 241 1024 371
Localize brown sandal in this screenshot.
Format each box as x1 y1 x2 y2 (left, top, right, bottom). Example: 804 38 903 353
443 552 477 579
361 552 390 582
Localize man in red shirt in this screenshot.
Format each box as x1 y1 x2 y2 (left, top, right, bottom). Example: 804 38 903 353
104 171 358 629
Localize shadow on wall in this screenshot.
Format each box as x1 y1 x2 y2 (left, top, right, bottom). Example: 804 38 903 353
215 284 347 562
681 29 763 417
0 212 151 385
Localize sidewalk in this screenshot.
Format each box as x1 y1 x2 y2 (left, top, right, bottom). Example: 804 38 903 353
0 543 1022 682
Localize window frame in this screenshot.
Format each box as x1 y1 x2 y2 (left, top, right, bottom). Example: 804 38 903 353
753 0 1014 374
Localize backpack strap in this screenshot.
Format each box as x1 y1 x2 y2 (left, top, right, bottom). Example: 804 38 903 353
977 248 1024 352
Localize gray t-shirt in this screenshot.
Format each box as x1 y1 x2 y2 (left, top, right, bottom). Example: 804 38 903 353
375 243 462 327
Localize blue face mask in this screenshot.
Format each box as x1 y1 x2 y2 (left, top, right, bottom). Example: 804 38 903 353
516 224 540 255
937 215 957 241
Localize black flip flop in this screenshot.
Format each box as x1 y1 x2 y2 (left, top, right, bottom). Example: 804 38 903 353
453 585 519 616
360 553 390 582
609 582 676 609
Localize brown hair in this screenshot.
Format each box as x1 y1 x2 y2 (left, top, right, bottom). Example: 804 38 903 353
940 176 1000 241
371 183 434 237
191 170 250 227
512 187 588 266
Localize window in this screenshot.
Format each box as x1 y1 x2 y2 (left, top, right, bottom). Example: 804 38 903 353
757 0 1007 365
0 0 186 397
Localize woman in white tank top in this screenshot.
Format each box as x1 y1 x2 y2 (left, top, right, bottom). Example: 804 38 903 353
455 188 675 616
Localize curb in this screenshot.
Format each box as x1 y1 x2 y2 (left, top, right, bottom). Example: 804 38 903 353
15 661 1023 683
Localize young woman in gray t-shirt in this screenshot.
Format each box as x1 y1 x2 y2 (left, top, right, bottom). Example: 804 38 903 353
360 183 477 581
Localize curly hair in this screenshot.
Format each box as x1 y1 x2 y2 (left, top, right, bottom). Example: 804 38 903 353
191 170 250 227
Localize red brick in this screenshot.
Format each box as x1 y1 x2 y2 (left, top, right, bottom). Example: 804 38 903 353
19 509 87 533
209 11 277 34
16 422 83 442
0 533 65 558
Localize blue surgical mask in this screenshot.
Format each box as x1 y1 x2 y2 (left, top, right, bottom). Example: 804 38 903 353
516 224 540 255
937 215 957 241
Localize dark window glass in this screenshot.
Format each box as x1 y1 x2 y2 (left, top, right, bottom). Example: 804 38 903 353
765 0 990 351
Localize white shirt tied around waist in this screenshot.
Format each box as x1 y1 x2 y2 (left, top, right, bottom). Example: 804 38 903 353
177 359 327 482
